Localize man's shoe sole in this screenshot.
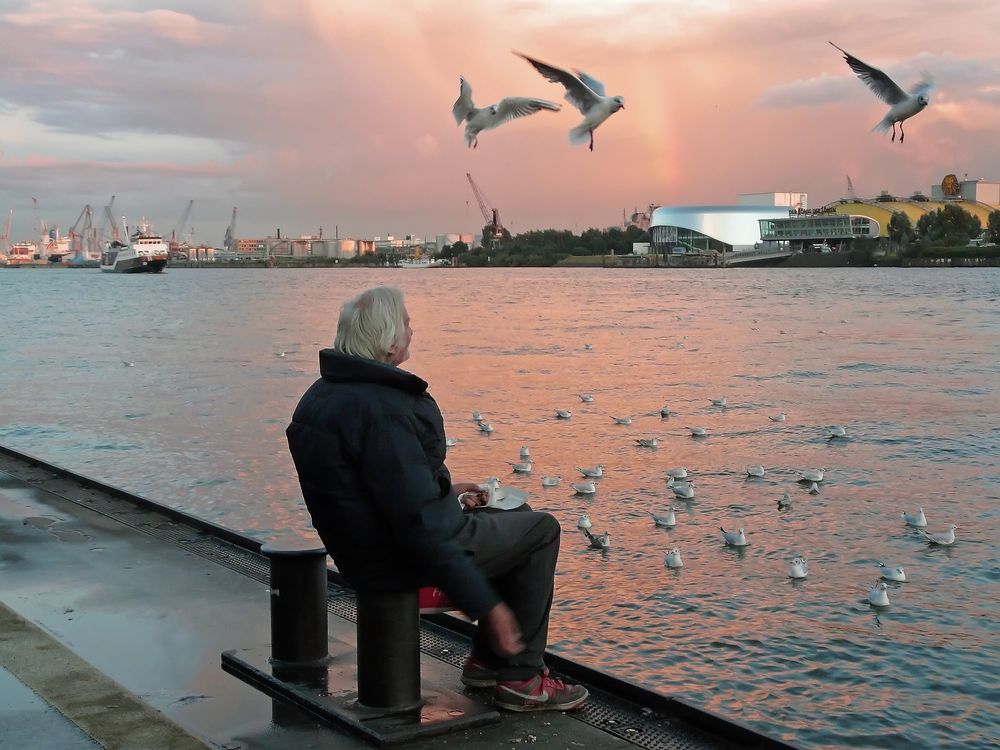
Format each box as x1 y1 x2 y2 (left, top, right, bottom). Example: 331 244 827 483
461 674 498 688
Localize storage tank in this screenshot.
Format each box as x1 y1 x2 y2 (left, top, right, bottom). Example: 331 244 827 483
436 233 461 252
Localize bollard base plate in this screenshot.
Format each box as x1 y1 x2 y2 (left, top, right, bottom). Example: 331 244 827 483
222 645 500 745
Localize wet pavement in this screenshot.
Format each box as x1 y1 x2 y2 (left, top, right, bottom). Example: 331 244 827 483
0 666 103 750
0 454 638 750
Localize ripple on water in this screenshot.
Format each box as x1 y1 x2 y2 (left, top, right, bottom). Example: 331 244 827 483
2 267 999 750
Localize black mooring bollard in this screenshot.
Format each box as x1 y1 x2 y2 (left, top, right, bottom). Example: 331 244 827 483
260 541 330 665
356 590 421 709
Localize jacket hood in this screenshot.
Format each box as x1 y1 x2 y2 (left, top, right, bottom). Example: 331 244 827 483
318 349 428 396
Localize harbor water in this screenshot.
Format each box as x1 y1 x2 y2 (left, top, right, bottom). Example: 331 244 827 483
1 266 998 749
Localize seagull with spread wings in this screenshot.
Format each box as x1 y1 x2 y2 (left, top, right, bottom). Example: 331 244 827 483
451 76 561 149
513 51 624 151
830 42 932 143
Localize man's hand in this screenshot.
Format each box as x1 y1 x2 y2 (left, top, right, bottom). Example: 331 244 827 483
453 482 488 509
480 602 524 657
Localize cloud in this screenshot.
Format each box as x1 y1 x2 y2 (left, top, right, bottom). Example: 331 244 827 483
759 51 1000 109
757 72 857 108
1 0 998 243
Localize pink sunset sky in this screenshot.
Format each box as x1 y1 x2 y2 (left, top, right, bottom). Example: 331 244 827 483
1 0 998 245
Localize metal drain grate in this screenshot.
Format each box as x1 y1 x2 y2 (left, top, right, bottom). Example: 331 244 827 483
1 451 779 750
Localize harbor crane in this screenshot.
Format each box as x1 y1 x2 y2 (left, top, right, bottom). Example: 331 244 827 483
1 208 11 253
172 199 194 245
465 172 504 250
99 196 119 243
223 207 238 252
67 205 98 263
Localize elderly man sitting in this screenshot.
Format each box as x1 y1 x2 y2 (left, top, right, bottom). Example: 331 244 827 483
286 285 587 712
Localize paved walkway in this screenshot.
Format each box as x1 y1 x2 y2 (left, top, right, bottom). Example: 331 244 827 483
0 456 636 750
0 604 206 749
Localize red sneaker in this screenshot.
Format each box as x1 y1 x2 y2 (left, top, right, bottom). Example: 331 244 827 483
418 587 455 614
494 668 589 712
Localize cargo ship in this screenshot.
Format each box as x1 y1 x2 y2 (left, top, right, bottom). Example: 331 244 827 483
100 219 169 273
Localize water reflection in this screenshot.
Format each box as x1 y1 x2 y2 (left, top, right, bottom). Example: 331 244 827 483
1 267 998 749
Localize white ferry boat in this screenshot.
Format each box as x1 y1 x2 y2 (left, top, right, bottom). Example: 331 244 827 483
100 219 169 273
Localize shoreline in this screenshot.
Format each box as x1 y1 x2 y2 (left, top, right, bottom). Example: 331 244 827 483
5 253 998 271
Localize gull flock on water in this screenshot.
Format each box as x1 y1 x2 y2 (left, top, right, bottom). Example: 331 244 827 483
445 339 960 618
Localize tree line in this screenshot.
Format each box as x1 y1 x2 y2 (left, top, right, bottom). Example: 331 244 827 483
888 205 1000 255
435 224 650 266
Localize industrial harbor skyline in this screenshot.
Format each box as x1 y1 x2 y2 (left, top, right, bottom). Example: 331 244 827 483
1 1 999 244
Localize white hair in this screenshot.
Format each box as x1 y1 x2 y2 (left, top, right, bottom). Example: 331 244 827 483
333 286 406 362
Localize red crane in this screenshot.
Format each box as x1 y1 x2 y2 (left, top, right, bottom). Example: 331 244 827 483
465 173 504 250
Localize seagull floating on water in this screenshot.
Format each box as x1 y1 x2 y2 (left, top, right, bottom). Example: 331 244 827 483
688 427 707 437
478 422 494 434
788 557 808 579
585 529 611 550
650 507 676 528
451 75 561 148
746 465 766 478
901 508 927 528
541 475 561 487
799 468 826 483
768 413 786 422
660 405 671 417
665 467 688 479
583 343 594 351
878 563 907 582
579 393 594 403
635 438 658 448
778 492 792 510
827 425 848 439
577 465 604 478
445 437 460 448
275 351 286 358
664 547 683 568
555 409 572 419
121 360 135 367
472 411 483 422
571 482 596 495
508 461 532 474
519 445 531 459
830 41 932 144
577 512 592 529
868 580 891 607
919 524 957 546
513 51 624 151
720 526 748 547
612 416 633 425
710 397 727 407
671 481 695 500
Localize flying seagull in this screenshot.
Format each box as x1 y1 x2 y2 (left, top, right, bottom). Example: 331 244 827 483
829 41 932 143
451 76 561 149
512 51 624 151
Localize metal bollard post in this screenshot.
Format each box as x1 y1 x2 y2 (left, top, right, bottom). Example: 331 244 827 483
356 590 421 709
260 541 330 665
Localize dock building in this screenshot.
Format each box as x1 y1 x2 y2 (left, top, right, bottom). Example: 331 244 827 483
649 178 1000 263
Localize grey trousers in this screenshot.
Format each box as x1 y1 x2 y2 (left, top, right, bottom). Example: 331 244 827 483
452 509 561 680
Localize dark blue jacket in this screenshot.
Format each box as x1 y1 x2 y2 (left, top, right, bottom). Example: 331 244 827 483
286 349 500 620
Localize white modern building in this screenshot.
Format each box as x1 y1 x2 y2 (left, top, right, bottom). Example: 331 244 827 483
649 204 790 255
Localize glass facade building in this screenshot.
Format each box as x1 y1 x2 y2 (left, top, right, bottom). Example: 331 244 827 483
649 205 790 254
